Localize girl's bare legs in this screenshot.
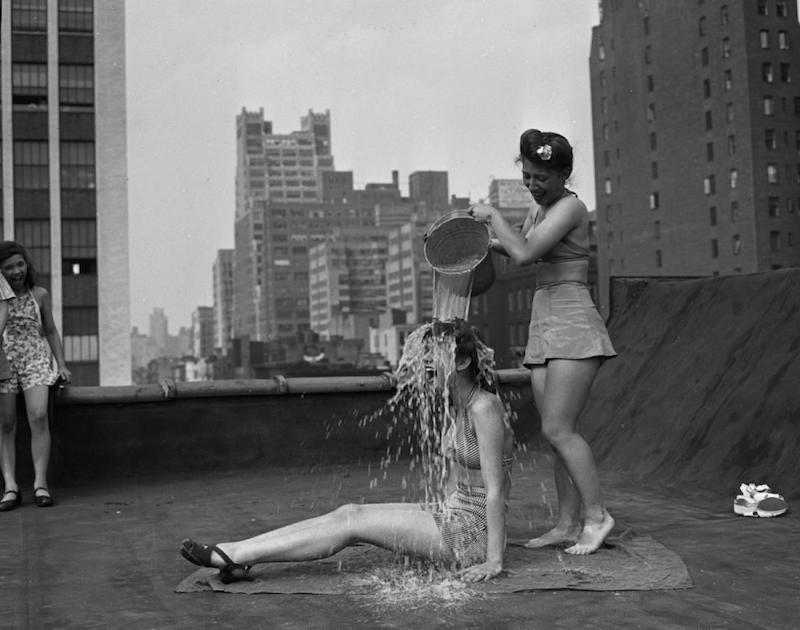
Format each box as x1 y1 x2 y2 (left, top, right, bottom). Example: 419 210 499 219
525 366 581 548
22 386 51 493
0 393 18 493
525 359 614 554
199 503 453 568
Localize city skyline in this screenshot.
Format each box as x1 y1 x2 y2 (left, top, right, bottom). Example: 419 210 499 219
126 0 601 331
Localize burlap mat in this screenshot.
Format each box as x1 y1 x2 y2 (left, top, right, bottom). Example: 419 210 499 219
175 529 692 594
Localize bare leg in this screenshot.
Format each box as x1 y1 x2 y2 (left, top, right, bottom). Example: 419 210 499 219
536 359 613 555
525 366 581 548
0 394 18 494
197 503 453 568
22 386 51 492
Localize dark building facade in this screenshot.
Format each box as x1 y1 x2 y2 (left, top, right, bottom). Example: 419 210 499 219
590 0 800 313
0 0 130 384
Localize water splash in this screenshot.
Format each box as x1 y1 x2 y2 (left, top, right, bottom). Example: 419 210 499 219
351 565 480 610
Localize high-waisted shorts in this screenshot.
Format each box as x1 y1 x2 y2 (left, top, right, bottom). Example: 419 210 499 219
523 281 617 367
431 484 489 566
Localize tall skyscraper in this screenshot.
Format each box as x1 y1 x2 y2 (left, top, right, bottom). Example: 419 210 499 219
233 108 335 341
590 0 800 313
212 248 234 352
0 0 130 384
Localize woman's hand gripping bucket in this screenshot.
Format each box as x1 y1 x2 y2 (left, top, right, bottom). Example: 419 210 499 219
424 210 495 297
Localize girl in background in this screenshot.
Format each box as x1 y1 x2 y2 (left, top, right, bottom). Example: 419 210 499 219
0 241 71 511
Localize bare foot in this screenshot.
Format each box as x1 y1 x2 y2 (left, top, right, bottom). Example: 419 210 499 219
564 511 614 555
524 524 580 549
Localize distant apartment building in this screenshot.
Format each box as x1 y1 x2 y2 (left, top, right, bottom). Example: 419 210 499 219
212 248 234 352
386 221 434 324
489 178 531 225
0 0 130 384
409 170 449 218
233 108 334 341
308 227 388 341
191 306 214 358
590 0 800 313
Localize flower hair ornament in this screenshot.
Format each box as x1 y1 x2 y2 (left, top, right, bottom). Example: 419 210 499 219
536 144 553 161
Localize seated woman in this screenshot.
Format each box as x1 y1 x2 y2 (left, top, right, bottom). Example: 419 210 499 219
180 318 515 583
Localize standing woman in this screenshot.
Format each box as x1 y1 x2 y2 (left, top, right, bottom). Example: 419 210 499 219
0 241 71 511
469 129 616 555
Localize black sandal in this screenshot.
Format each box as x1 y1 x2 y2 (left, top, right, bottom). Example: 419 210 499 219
180 538 251 584
0 489 21 512
34 487 54 508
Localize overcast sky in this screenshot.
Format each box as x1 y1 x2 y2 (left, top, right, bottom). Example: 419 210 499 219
126 0 601 333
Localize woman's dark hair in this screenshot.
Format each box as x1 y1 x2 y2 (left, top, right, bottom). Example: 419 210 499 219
516 128 574 177
0 241 37 288
433 317 481 378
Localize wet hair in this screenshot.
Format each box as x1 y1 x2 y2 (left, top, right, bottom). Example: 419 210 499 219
432 318 482 379
516 128 574 177
0 241 37 289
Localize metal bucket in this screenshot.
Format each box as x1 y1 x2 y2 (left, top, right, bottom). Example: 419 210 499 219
424 210 495 296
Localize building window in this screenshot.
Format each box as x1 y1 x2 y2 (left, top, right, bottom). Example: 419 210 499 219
768 196 780 217
699 16 706 36
651 161 659 179
760 30 769 49
780 64 791 83
767 164 779 183
705 110 713 129
758 0 768 16
726 103 735 122
701 47 709 66
59 65 94 106
731 200 739 222
11 63 48 107
765 129 777 149
762 62 774 83
707 142 714 161
778 31 789 50
604 178 612 195
58 0 93 32
727 135 736 155
11 0 47 30
602 124 609 140
13 141 49 189
722 38 731 58
646 104 655 122
703 79 711 98
732 235 742 255
776 1 788 17
600 70 606 87
60 142 95 189
655 250 663 268
711 239 718 258
598 43 605 60
644 46 652 64
710 206 717 226
729 169 737 189
649 192 660 209
650 132 657 150
720 5 729 24
724 70 733 91
763 96 774 116
770 231 782 252
647 75 654 92
704 175 716 195
64 335 99 362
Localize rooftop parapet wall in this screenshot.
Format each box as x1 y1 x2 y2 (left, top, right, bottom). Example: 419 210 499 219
583 269 800 494
31 370 536 483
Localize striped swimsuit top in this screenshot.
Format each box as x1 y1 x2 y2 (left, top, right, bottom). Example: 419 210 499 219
444 393 514 472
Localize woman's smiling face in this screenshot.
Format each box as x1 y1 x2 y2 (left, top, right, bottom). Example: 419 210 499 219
521 158 567 206
0 254 28 289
